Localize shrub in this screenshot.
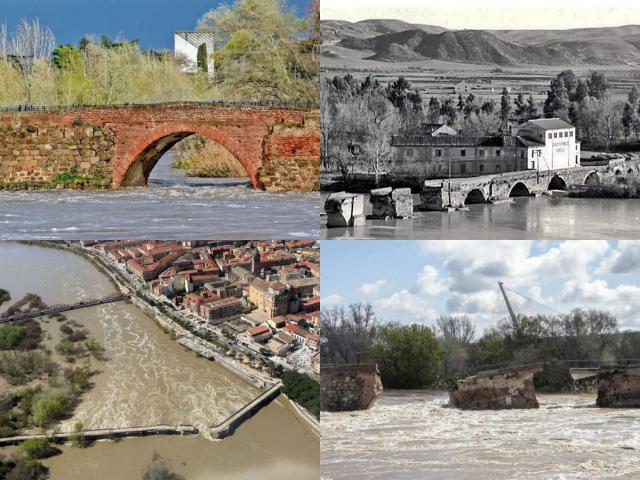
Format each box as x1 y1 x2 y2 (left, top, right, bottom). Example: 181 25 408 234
0 325 27 350
281 371 319 419
19 438 60 459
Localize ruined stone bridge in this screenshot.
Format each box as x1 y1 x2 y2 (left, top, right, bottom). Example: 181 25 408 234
0 101 319 191
421 160 640 210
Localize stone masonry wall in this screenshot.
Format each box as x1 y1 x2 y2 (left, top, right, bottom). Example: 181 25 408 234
321 364 383 411
261 115 320 192
0 119 115 188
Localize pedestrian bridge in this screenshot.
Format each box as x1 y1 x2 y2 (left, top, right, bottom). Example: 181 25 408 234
421 160 640 210
0 293 130 323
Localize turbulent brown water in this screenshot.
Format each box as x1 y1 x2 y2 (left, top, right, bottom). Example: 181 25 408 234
0 153 320 240
321 193 640 239
321 391 640 480
0 242 319 479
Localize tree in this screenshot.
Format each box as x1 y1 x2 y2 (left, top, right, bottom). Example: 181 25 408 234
544 78 569 118
196 43 208 73
527 93 538 118
629 85 640 106
143 453 185 480
500 87 511 124
622 102 635 140
427 96 441 123
9 19 56 103
365 95 400 187
370 323 444 389
18 439 60 459
587 71 609 99
440 98 457 125
514 93 526 116
320 303 377 365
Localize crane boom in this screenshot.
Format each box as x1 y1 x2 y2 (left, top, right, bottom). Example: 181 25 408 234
498 281 518 325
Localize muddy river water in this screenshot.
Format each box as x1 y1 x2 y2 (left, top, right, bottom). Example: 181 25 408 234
321 390 640 480
0 242 319 479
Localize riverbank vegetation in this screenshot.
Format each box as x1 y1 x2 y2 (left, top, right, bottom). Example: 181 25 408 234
280 371 319 419
0 290 10 307
172 136 247 178
0 0 319 107
0 453 48 480
322 303 637 392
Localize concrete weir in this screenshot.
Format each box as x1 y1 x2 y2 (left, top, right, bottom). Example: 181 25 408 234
449 364 543 410
0 425 198 447
597 367 640 408
321 364 383 411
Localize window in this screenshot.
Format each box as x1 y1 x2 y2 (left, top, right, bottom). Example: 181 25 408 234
553 132 558 138
548 133 552 139
479 164 484 173
406 148 414 157
461 149 466 157
570 131 574 137
478 149 485 157
496 150 501 157
531 161 536 169
496 164 501 172
460 164 466 174
520 150 525 159
435 149 442 157
564 132 569 137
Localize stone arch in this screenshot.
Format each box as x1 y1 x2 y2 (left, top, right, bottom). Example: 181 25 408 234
628 168 635 175
584 171 601 186
509 182 530 197
465 188 487 205
115 122 262 189
614 168 623 175
547 175 567 190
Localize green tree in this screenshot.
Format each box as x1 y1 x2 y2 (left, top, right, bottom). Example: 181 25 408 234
587 71 609 99
196 43 209 73
371 323 444 389
19 438 60 459
0 325 27 350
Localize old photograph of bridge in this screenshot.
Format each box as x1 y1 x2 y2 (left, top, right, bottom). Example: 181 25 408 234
0 240 320 479
320 239 640 479
320 2 640 239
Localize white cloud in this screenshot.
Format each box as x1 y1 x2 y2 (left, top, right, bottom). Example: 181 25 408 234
374 289 438 324
358 279 387 296
596 241 640 275
413 265 447 296
322 293 342 306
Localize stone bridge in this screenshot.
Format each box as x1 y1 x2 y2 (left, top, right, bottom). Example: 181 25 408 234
0 102 319 191
421 160 640 210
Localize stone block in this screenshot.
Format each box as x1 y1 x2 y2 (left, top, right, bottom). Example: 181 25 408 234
324 192 365 228
369 187 413 218
597 367 640 407
321 364 383 411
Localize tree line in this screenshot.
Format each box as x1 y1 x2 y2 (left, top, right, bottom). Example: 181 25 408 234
321 303 640 391
0 0 319 107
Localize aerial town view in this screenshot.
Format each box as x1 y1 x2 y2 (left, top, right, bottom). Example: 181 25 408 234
320 3 640 239
321 239 640 479
0 240 319 479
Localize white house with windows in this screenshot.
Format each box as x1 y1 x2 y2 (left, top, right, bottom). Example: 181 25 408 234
174 31 215 76
517 118 580 171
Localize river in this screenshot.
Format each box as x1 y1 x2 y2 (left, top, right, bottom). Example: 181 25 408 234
0 242 319 479
321 194 640 239
0 153 320 240
321 390 640 480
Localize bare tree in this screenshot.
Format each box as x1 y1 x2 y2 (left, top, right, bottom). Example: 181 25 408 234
437 315 476 343
0 22 8 59
321 303 377 365
10 19 56 103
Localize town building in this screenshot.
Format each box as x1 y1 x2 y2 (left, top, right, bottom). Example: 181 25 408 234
248 278 290 319
391 117 580 179
174 31 214 75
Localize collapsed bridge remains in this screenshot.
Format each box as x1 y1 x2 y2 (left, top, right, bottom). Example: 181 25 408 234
449 364 543 410
321 364 383 411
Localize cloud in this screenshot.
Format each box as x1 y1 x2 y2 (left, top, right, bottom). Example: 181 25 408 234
358 279 387 296
374 289 438 324
413 265 447 296
596 241 640 275
322 293 342 306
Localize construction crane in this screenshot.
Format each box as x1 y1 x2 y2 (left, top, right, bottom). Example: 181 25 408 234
498 281 518 325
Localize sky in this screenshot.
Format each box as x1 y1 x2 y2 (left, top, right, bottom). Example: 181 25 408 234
321 240 640 334
1 0 310 50
322 0 640 30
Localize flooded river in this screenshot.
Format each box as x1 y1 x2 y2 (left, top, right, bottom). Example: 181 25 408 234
321 194 640 239
0 242 319 479
321 390 640 480
0 153 320 240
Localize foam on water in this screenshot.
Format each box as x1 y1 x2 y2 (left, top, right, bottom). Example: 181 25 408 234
321 391 640 480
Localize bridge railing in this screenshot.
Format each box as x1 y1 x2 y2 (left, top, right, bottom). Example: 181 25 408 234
0 99 318 113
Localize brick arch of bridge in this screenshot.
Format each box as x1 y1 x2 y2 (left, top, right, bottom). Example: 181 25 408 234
113 122 263 189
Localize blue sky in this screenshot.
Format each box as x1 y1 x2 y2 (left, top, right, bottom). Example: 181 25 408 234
321 240 640 334
1 0 310 50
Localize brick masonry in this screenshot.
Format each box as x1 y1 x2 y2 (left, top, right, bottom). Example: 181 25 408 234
0 103 319 192
321 364 383 411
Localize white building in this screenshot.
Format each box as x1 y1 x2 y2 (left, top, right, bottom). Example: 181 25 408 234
517 118 581 171
174 31 215 76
